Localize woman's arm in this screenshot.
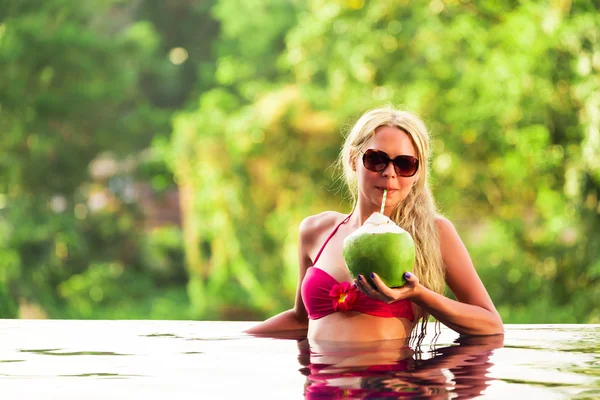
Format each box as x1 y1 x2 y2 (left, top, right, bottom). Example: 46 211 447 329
355 217 504 336
423 217 503 335
244 217 315 335
244 309 308 335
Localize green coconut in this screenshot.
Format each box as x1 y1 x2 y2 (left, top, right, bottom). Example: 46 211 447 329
342 212 415 287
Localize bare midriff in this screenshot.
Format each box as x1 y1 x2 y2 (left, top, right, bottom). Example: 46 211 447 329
307 311 415 342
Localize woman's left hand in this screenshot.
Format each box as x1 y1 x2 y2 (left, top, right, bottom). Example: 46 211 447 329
354 272 421 303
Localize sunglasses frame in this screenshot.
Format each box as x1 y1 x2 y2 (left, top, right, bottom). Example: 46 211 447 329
362 149 419 177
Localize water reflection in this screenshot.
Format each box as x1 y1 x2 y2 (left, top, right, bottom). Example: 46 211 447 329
298 334 504 399
18 349 130 356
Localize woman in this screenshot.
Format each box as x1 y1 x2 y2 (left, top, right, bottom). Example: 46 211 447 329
246 106 503 341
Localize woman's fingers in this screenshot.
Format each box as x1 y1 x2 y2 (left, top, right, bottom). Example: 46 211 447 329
354 275 374 295
353 277 366 294
370 272 418 302
354 275 387 301
403 271 419 285
369 272 399 299
354 272 419 303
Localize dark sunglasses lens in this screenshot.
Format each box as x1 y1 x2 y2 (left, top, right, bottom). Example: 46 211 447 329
394 156 419 177
363 151 389 172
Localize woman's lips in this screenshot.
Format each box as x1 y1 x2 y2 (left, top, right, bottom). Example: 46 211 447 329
376 187 398 192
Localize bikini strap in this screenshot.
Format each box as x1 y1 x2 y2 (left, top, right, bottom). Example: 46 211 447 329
312 213 353 266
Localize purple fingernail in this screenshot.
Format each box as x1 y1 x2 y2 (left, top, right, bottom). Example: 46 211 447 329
404 272 411 279
370 272 375 278
358 275 362 281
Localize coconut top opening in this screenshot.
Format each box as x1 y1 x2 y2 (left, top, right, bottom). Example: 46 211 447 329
353 212 406 235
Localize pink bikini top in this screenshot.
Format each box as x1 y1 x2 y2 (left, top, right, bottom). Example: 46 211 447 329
301 214 415 321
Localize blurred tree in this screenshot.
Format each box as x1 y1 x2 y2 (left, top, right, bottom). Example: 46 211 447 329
136 0 220 108
0 0 177 317
170 0 313 318
172 0 599 322
1 0 597 323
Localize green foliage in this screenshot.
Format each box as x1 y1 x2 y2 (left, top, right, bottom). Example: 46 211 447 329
0 0 598 323
57 261 191 320
171 0 599 323
0 0 180 318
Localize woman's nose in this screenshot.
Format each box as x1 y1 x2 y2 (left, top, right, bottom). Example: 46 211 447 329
381 162 396 178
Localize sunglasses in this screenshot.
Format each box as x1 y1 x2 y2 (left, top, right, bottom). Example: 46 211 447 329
362 149 419 177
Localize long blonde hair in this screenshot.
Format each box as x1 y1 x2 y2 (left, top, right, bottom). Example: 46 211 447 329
338 106 446 342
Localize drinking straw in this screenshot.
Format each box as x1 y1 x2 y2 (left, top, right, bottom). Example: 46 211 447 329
380 189 387 214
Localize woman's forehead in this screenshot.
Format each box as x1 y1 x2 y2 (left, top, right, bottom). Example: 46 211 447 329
366 126 417 156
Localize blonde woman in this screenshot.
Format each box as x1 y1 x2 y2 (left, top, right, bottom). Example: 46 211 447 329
246 107 503 342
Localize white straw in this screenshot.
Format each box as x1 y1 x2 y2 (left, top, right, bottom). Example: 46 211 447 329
380 189 387 214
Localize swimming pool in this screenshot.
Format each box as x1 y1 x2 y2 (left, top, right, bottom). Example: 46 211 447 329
0 320 598 399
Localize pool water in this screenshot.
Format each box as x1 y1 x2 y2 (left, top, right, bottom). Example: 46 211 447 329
0 320 598 399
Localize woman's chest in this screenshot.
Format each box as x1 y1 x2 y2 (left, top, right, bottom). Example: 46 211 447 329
312 235 354 283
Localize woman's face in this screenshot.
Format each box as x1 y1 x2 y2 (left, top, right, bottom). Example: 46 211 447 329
354 125 419 212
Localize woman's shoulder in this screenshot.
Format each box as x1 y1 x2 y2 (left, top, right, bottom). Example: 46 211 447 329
434 215 454 231
434 215 461 242
299 211 348 243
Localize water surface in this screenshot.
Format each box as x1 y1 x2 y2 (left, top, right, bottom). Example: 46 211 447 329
0 320 598 399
